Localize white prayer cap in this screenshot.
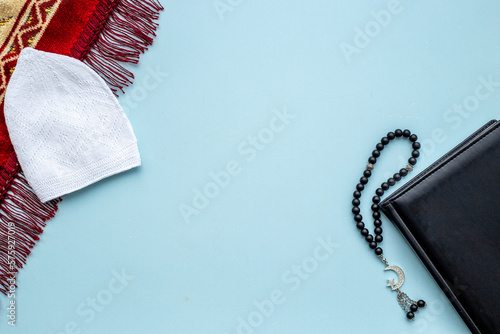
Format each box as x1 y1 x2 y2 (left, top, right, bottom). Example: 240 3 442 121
4 48 141 202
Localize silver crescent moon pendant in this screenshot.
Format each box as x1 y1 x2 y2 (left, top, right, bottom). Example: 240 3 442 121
384 265 405 291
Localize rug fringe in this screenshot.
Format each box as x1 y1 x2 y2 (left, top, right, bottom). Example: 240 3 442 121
71 0 164 94
0 154 60 295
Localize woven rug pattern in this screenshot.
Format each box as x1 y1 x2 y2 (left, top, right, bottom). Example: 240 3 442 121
0 0 163 294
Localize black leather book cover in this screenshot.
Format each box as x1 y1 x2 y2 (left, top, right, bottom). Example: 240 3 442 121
380 120 500 334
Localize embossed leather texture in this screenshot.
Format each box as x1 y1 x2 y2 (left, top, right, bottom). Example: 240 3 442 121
380 120 500 334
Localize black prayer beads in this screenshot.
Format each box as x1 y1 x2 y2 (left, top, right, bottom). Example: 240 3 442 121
351 129 420 256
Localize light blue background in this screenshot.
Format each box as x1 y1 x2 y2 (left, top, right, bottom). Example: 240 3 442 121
2 1 500 333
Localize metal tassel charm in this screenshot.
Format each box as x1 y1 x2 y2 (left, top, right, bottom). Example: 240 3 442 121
378 255 426 320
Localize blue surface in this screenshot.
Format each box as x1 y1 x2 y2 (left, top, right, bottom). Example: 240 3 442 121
2 1 500 333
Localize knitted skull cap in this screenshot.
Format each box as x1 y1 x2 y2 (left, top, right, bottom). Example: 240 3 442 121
4 47 141 203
